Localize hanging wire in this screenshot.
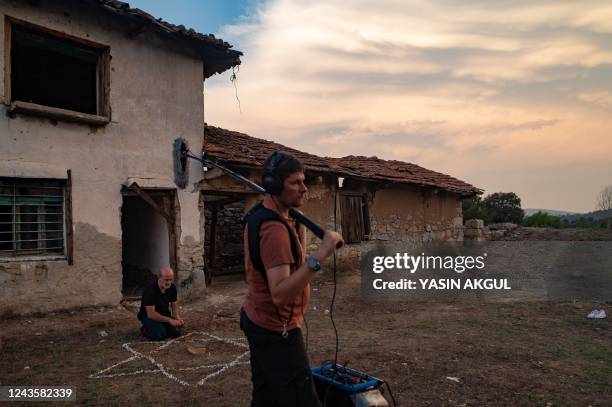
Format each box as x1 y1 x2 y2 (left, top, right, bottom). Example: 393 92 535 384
230 65 242 114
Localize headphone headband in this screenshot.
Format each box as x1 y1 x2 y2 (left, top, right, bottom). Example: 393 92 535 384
262 151 289 195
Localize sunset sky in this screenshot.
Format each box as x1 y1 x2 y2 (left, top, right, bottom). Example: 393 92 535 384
131 0 612 213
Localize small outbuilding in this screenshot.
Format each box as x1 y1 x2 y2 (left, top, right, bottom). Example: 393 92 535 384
200 125 482 279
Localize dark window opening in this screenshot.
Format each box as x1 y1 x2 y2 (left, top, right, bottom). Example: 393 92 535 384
10 23 104 115
340 194 370 243
0 178 66 258
204 199 245 278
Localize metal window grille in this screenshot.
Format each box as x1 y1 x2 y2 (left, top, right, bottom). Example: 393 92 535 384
0 178 66 258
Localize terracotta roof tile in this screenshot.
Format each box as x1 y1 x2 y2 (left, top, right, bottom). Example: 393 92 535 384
204 125 339 174
204 125 482 195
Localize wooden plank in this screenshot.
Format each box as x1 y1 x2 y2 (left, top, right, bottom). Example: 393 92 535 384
208 207 218 268
122 188 171 197
9 101 110 126
362 194 371 239
198 182 261 195
352 196 364 242
339 194 349 241
205 195 244 207
66 169 74 265
340 194 365 243
162 194 178 273
99 48 111 118
5 15 110 50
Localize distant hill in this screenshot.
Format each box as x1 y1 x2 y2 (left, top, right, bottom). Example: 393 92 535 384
559 208 612 222
523 208 580 217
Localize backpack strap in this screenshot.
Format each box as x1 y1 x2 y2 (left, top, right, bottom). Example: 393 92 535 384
244 202 302 286
244 202 303 337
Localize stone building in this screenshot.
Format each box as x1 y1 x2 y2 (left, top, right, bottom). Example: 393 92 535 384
0 0 241 313
201 125 482 279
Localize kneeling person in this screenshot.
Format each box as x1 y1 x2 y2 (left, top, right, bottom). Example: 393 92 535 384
138 266 184 341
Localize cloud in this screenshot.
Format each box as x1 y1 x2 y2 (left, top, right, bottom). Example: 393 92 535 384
204 0 612 212
578 91 612 109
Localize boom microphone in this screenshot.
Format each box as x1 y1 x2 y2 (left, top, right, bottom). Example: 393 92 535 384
172 138 189 189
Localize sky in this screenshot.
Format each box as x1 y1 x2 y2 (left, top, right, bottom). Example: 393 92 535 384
129 0 612 213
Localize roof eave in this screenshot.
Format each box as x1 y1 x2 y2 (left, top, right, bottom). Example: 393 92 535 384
88 0 242 78
202 154 483 196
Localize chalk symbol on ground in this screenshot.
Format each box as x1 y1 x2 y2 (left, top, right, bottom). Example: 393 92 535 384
89 331 250 387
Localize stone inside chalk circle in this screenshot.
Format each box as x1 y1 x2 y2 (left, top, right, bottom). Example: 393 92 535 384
187 340 208 355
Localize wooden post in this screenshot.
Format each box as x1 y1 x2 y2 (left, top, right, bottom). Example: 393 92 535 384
161 195 177 274
208 206 218 269
66 170 74 265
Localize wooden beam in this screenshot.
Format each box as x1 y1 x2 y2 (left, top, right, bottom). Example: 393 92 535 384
9 101 110 126
205 196 245 207
98 48 111 118
198 181 262 195
202 167 225 180
6 15 110 50
208 206 218 268
129 182 174 225
162 195 178 273
66 169 74 265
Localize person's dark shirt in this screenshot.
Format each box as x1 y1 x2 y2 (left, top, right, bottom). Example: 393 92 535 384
138 281 177 320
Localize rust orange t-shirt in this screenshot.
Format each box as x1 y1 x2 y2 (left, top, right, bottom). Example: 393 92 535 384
243 218 310 332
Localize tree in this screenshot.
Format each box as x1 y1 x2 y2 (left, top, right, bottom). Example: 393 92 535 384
596 185 612 229
462 195 486 221
522 211 561 228
482 192 524 224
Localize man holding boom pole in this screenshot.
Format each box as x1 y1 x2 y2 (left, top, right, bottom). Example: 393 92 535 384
240 151 344 407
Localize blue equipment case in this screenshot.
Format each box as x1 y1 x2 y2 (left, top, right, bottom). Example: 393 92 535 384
311 364 389 406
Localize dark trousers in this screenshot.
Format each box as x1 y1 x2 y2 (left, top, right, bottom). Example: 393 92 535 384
240 309 321 407
140 316 181 341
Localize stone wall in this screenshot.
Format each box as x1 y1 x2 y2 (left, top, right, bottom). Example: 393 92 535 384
301 178 465 273
209 173 466 276
203 202 245 275
464 220 518 241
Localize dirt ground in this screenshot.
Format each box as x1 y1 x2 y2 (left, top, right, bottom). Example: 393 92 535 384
1 227 611 406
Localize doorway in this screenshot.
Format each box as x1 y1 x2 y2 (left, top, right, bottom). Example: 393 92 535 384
121 187 176 298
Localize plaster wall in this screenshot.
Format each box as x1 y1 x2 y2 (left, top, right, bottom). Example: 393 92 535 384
370 186 463 242
0 0 206 313
304 180 464 272
122 197 169 277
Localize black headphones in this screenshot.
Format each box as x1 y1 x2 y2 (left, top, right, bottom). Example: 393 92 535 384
262 151 288 195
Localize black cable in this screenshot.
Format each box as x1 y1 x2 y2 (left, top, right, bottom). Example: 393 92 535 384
384 381 398 407
331 187 339 367
330 251 339 367
322 188 340 407
302 292 308 353
325 186 397 406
